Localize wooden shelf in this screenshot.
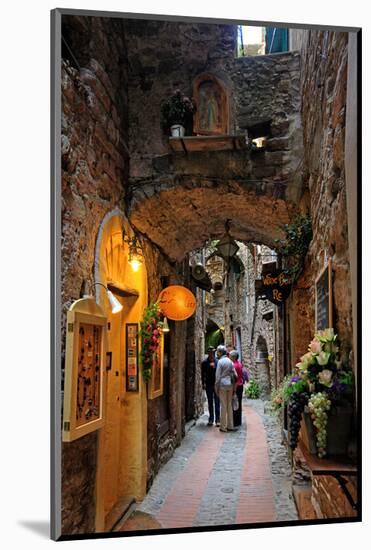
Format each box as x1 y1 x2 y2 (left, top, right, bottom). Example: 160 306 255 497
298 440 356 476
169 134 249 153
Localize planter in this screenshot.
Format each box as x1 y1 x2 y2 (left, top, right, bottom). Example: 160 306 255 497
300 402 353 457
170 124 185 137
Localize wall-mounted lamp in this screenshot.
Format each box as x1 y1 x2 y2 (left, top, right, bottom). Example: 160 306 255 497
94 282 123 314
161 317 170 333
122 228 144 271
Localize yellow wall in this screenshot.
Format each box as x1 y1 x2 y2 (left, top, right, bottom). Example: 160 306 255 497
95 213 148 525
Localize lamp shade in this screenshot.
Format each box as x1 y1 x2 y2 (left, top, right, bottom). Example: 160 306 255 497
215 233 239 260
158 286 196 321
106 290 123 314
161 317 170 332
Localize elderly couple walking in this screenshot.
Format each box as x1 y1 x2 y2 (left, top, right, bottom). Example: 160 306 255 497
201 344 244 432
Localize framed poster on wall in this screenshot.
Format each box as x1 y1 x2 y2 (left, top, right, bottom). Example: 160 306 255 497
62 297 107 442
126 323 139 391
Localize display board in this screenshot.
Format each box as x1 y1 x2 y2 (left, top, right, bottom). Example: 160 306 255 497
62 298 107 442
315 258 333 331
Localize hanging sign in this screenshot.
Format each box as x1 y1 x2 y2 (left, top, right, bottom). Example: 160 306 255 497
262 270 292 305
158 285 197 321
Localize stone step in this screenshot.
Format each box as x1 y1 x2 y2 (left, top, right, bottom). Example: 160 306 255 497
105 496 136 532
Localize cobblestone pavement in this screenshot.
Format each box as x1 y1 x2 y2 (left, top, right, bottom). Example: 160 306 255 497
121 397 297 531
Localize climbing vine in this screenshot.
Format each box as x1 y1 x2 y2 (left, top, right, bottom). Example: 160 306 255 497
139 302 163 382
274 215 312 279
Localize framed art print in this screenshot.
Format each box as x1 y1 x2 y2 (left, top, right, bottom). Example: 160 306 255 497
51 7 361 543
126 323 139 391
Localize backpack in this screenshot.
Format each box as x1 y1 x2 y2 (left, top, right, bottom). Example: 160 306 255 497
242 367 249 383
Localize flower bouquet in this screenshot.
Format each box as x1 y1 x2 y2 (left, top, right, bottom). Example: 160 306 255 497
140 302 166 382
285 329 353 458
160 89 196 135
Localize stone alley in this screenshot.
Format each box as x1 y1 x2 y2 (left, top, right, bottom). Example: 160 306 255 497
119 398 297 531
57 11 359 540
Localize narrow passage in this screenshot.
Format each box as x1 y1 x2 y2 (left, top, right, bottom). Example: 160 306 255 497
120 399 297 531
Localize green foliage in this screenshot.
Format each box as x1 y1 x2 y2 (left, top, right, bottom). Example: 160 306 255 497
205 329 224 350
282 376 309 403
139 302 162 383
274 215 312 278
244 379 262 399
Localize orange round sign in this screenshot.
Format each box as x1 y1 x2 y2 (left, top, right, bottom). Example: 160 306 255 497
158 285 197 321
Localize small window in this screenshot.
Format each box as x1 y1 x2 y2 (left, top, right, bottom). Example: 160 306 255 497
236 25 289 57
237 25 266 57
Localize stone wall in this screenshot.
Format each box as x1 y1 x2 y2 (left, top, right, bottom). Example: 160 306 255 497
232 52 303 202
125 19 236 178
290 30 352 365
61 15 128 534
125 18 303 259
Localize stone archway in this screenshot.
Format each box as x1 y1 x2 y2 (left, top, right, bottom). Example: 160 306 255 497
254 335 271 398
128 176 298 263
205 318 224 351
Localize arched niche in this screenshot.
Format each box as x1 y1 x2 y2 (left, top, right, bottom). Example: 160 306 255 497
254 335 271 397
93 209 148 531
193 73 229 135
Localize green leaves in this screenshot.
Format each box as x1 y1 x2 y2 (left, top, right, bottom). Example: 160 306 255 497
274 215 312 279
139 301 162 382
244 379 262 399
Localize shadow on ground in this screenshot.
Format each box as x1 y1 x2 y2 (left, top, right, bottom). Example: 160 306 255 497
17 521 50 539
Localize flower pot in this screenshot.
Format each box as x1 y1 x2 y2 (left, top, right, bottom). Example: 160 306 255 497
300 402 353 457
170 124 185 137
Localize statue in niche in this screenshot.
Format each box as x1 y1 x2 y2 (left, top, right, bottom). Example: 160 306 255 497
193 74 229 135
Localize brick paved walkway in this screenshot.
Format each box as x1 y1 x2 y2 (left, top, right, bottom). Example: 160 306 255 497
120 400 296 532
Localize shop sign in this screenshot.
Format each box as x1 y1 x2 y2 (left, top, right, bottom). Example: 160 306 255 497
158 285 197 320
262 270 292 305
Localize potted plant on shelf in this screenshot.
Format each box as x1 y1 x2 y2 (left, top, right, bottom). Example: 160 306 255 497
160 89 196 137
281 328 354 458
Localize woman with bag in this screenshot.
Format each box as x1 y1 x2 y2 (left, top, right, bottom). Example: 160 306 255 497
214 345 238 432
230 350 244 427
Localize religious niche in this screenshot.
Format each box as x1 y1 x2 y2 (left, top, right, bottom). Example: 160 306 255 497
193 74 229 136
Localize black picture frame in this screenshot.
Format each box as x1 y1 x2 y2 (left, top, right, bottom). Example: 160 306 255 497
125 323 139 392
315 258 333 331
106 351 112 371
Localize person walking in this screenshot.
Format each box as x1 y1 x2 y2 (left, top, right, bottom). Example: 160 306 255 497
230 350 244 427
201 346 220 426
215 345 238 432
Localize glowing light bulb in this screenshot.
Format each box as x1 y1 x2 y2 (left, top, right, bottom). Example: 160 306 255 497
129 258 141 272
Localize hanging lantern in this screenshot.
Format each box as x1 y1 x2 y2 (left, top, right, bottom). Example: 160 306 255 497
215 220 239 260
158 285 196 321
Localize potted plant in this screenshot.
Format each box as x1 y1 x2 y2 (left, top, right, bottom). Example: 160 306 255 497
160 89 196 137
282 328 354 458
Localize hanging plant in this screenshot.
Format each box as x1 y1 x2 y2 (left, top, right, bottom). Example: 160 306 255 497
139 302 163 382
274 215 312 279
